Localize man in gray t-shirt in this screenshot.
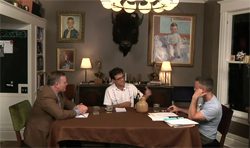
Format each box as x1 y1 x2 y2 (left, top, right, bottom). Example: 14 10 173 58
168 77 222 145
199 95 222 143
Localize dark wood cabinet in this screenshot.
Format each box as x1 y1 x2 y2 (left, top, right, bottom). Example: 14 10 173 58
76 84 173 107
77 84 107 106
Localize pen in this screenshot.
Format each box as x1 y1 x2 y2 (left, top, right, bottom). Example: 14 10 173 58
168 116 182 118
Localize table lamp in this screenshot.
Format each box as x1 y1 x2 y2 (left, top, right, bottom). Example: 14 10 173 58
80 58 92 83
161 61 172 85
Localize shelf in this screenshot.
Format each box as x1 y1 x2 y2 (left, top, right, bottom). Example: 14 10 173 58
0 0 46 27
227 61 247 64
36 26 45 89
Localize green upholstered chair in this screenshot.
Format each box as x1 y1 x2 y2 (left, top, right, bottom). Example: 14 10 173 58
9 100 32 146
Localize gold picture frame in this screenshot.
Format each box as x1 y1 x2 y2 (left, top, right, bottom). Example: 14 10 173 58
148 13 196 66
57 48 75 71
57 11 84 42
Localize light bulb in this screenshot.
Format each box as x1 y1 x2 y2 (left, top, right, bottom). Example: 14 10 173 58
112 0 122 12
138 2 151 14
153 2 164 13
145 0 156 2
160 0 179 11
101 0 112 9
123 0 136 13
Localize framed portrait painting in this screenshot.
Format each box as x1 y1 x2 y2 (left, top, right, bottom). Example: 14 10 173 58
57 11 84 42
148 13 196 66
57 48 75 71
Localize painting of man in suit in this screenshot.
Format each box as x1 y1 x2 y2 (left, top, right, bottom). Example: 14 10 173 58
57 48 75 71
63 17 79 39
58 12 84 42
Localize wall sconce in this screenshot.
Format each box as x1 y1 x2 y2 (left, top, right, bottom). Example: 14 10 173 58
160 61 172 85
80 58 92 83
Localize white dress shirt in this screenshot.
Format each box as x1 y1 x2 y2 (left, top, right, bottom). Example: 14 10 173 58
103 83 143 107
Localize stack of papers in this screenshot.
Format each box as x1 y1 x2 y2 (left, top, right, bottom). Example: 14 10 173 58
148 112 178 121
75 113 89 118
164 118 198 128
115 108 127 112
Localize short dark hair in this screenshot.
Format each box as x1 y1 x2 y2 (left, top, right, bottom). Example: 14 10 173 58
109 67 124 80
47 71 65 86
200 77 213 92
195 76 202 82
170 22 178 27
67 17 74 21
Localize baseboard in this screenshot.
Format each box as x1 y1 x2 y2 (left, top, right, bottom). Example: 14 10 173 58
0 123 23 141
217 132 249 148
0 131 17 141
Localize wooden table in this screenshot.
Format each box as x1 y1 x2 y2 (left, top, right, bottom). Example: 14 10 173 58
48 108 201 148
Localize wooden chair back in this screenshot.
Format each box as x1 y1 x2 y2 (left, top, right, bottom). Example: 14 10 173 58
217 104 233 147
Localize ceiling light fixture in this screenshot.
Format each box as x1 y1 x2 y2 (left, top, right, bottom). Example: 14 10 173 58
100 0 179 14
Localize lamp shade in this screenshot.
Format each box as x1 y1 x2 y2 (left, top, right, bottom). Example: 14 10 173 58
80 58 92 69
161 61 172 72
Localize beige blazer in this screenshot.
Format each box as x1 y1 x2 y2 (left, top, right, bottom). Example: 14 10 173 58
24 86 76 147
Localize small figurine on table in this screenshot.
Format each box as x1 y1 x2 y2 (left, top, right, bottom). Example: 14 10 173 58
94 60 105 84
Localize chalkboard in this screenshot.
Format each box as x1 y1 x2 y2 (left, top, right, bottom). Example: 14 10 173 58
0 29 27 93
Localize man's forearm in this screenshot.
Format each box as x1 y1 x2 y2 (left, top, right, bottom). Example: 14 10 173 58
188 96 198 119
179 107 189 114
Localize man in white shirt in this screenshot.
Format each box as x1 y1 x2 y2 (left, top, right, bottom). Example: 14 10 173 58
103 67 151 108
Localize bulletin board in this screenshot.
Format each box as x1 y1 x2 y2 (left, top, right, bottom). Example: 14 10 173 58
0 29 27 93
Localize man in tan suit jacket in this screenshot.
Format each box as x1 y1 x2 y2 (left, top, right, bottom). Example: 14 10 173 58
24 71 88 147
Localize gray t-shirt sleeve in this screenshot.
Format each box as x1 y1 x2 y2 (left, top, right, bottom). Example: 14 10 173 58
201 99 221 121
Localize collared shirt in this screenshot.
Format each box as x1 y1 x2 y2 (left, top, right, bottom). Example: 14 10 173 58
103 83 143 107
55 93 61 108
66 28 72 38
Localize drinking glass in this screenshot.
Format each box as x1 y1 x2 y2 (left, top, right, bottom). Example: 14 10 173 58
105 105 113 113
92 106 100 115
153 103 160 112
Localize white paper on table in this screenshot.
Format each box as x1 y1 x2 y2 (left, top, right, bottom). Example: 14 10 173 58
115 108 127 112
148 112 178 121
164 118 198 128
75 113 89 118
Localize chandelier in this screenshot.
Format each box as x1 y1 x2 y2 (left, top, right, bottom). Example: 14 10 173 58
100 0 179 14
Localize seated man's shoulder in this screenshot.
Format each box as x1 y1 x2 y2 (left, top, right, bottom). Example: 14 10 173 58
126 83 137 89
38 86 55 98
39 85 49 92
106 83 115 90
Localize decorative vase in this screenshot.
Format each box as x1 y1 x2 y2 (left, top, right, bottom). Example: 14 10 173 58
135 97 148 113
94 78 102 84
